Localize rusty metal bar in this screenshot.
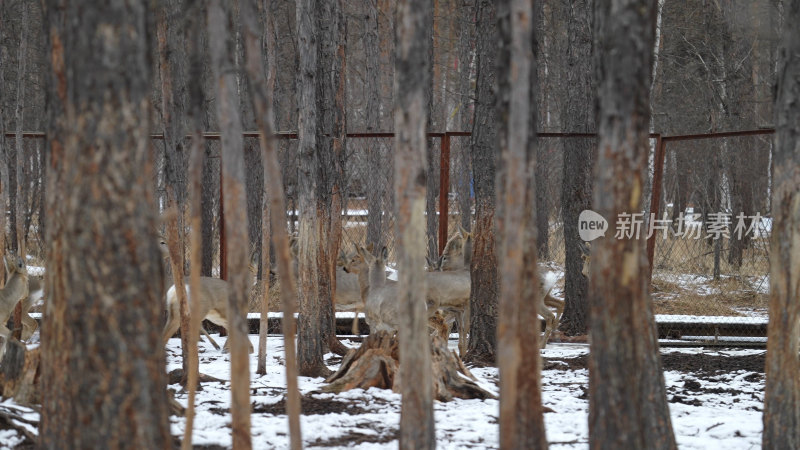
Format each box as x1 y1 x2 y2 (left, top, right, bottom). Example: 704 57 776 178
438 134 451 255
647 134 666 277
8 129 775 141
661 128 774 142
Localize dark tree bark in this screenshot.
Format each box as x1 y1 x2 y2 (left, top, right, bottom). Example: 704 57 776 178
201 145 217 277
464 0 499 367
395 0 435 447
455 0 475 232
0 2 6 264
560 0 595 336
588 1 677 448
496 0 548 447
315 0 349 357
13 1 29 260
241 0 303 447
39 1 171 447
763 2 800 447
208 1 252 447
157 0 191 372
364 0 385 253
295 0 331 377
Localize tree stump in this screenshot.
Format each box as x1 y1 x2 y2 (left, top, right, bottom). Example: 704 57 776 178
322 330 495 401
0 338 40 405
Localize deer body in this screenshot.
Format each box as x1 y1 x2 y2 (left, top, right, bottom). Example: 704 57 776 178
362 247 404 334
0 255 30 354
163 276 255 353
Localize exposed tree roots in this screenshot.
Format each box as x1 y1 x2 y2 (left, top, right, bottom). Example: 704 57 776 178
322 331 495 401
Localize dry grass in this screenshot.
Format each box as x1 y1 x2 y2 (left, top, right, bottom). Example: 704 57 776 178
651 276 768 317
653 235 769 279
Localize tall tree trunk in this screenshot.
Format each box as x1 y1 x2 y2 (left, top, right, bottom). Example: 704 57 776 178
588 1 677 448
157 0 191 373
39 1 171 446
201 145 217 277
377 0 395 131
455 0 475 232
316 0 348 357
464 0 499 367
364 0 385 253
181 3 207 447
560 0 595 336
241 0 303 447
0 2 6 266
496 0 548 447
208 1 253 448
251 0 277 378
295 0 330 377
14 1 29 260
395 0 435 447
763 2 800 447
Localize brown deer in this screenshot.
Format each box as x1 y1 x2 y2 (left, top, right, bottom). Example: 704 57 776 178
0 254 31 356
436 226 567 349
361 246 403 333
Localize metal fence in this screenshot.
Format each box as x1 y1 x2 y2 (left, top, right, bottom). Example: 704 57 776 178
5 129 775 343
648 131 772 343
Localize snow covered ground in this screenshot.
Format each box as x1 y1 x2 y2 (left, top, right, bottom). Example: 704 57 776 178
163 336 762 449
0 336 765 449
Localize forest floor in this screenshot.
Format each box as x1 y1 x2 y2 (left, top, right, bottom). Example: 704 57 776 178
166 337 766 449
1 334 765 449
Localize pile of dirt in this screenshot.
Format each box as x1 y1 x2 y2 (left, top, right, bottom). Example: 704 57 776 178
252 395 378 416
543 351 766 376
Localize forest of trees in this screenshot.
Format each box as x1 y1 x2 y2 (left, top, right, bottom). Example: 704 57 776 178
0 0 797 448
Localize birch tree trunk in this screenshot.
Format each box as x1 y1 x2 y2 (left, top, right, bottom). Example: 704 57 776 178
762 2 800 447
395 0 435 447
208 1 253 447
39 1 171 446
588 0 676 448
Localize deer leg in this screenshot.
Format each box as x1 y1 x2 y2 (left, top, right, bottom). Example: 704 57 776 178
162 301 182 346
200 325 221 350
351 309 360 335
539 304 556 349
457 307 470 356
20 313 38 341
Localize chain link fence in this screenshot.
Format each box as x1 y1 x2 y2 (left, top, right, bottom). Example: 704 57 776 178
5 130 775 343
650 133 771 342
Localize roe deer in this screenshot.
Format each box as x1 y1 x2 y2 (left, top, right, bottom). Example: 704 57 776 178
272 238 379 335
428 226 472 354
18 276 43 341
436 226 567 348
162 263 257 354
362 246 407 334
0 254 30 355
337 249 372 334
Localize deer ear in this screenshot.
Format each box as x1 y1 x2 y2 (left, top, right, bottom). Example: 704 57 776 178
381 246 389 260
366 242 374 253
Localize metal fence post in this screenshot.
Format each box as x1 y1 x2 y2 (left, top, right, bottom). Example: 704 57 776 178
647 134 665 278
438 133 451 255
